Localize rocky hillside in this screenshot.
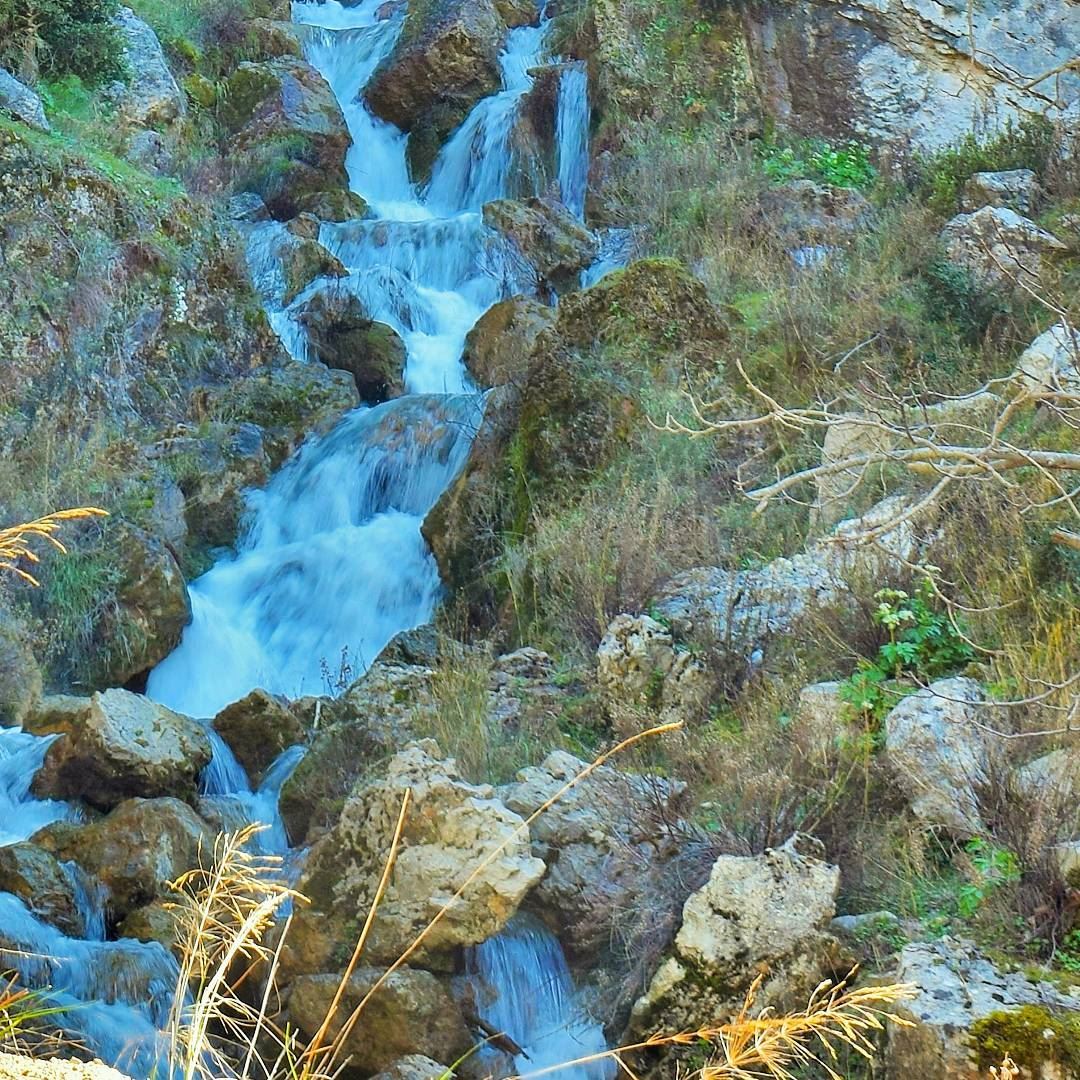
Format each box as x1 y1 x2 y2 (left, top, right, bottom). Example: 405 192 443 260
1 0 1079 1077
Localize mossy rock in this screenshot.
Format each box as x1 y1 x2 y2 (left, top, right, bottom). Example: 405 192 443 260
971 1006 1080 1078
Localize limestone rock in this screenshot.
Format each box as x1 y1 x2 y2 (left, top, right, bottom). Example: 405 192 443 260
483 197 598 294
288 969 470 1075
961 169 1040 214
1015 322 1080 394
224 59 351 220
0 608 42 727
792 681 846 765
0 1052 132 1080
629 835 843 1035
366 0 506 180
31 689 211 810
941 206 1066 291
886 939 1080 1078
884 678 990 835
596 614 708 723
0 69 49 132
504 751 693 971
106 525 192 684
0 843 86 937
295 287 407 402
743 0 1080 155
212 690 305 785
34 797 211 919
113 8 186 128
463 296 555 388
759 179 872 245
286 741 545 974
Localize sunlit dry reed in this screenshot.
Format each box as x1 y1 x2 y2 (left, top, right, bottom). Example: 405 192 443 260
0 508 107 586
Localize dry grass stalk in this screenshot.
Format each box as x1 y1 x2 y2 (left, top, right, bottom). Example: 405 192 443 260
507 971 916 1080
0 508 107 586
990 1055 1020 1078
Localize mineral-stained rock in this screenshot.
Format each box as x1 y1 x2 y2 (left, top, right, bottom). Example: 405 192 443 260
0 843 86 937
462 296 555 388
212 689 305 785
288 969 471 1075
284 741 545 975
113 7 186 128
116 899 181 950
34 797 211 920
628 835 844 1036
31 689 211 810
941 206 1066 291
883 678 990 836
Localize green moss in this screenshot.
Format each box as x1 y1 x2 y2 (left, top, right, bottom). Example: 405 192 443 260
970 1006 1080 1076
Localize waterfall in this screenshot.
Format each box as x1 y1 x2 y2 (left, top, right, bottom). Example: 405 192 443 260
0 728 73 845
467 915 612 1080
557 63 590 220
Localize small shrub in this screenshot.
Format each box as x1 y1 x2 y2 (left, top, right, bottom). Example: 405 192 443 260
758 138 877 190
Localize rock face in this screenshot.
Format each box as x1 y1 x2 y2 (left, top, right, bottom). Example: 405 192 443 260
113 8 186 128
30 690 212 810
941 206 1066 291
0 610 42 726
961 169 1040 214
884 678 990 836
483 197 598 295
886 939 1080 1078
34 797 211 920
596 614 708 725
0 69 50 132
462 296 555 388
743 0 1080 154
366 0 506 179
295 288 407 403
504 751 696 973
287 741 545 975
212 690 305 785
629 835 843 1035
224 58 352 220
288 969 471 1076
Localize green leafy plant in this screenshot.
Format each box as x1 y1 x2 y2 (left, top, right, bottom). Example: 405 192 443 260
957 838 1021 918
758 138 877 190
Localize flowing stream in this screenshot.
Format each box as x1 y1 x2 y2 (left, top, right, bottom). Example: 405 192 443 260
3 0 613 1072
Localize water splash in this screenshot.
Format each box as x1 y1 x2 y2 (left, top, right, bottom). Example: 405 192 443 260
0 729 72 846
467 915 612 1080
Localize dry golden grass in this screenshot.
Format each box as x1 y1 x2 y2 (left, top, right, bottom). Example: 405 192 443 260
0 508 108 586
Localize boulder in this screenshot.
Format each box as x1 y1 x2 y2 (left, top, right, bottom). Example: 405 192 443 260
116 899 180 949
596 613 708 725
503 751 694 973
278 236 348 306
294 189 369 222
628 835 844 1035
0 608 42 727
1015 322 1080 394
224 59 352 220
961 169 1040 214
743 0 1080 155
105 524 192 684
941 206 1066 291
365 0 506 180
34 797 211 919
758 179 872 246
0 843 86 937
462 296 554 388
295 288 407 402
483 197 598 295
0 69 49 132
288 969 471 1076
113 8 186 128
245 18 306 60
285 741 545 975
494 0 539 27
884 678 990 836
31 689 212 810
212 690 305 785
886 939 1080 1078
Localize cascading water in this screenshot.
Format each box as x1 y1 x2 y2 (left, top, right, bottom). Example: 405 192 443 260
467 915 612 1080
0 0 618 1072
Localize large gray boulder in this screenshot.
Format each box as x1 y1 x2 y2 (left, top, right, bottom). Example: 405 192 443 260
628 835 843 1035
30 689 212 810
113 8 186 128
0 69 49 132
883 678 991 836
283 741 545 977
743 0 1080 155
941 206 1066 291
961 169 1040 214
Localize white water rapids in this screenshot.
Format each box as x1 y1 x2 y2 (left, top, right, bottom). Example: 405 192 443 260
3 0 617 1073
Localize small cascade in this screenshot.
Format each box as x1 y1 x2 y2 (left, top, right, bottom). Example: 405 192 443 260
61 861 108 942
201 726 252 796
148 394 483 718
0 893 176 1075
0 728 73 846
467 915 612 1080
557 63 590 220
